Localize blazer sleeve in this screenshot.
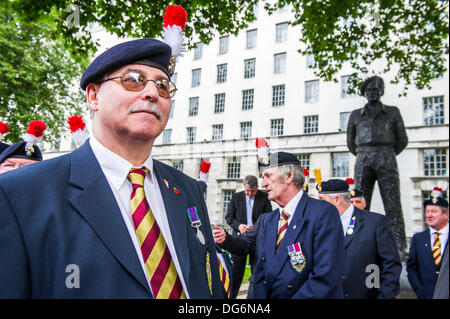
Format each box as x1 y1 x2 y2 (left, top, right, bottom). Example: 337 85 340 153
225 193 241 232
220 214 264 256
292 203 345 299
0 186 30 298
406 235 423 296
375 215 402 299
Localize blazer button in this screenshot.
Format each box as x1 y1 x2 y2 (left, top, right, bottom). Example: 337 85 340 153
261 257 266 262
287 285 293 289
264 281 267 286
436 271 440 275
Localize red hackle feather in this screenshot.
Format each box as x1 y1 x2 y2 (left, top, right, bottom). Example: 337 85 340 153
345 178 355 186
303 168 309 177
433 186 443 192
0 122 8 134
255 138 268 149
67 115 86 133
200 160 211 173
163 5 188 31
26 120 46 138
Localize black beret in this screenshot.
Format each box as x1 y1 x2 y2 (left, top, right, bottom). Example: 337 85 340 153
80 38 172 90
0 141 42 164
0 142 9 155
350 189 364 198
259 151 301 172
424 196 448 209
318 179 349 193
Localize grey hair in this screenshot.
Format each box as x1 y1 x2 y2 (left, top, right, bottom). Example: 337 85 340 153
329 192 352 203
244 175 258 187
278 164 305 188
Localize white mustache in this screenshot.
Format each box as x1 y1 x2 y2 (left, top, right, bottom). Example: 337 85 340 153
129 103 162 119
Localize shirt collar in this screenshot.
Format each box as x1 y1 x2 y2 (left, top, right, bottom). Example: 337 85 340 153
360 102 386 115
430 223 449 236
281 189 304 218
89 136 154 191
341 204 354 220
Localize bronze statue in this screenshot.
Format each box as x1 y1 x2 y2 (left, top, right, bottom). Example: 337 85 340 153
347 76 408 257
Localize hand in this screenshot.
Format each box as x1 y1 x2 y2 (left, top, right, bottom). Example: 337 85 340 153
213 225 226 244
239 224 249 234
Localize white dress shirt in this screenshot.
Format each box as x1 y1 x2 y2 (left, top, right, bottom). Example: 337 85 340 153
278 189 304 227
89 136 189 298
429 223 449 254
245 195 255 227
340 204 355 235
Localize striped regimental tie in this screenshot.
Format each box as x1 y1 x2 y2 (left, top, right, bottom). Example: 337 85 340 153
276 210 290 251
128 167 186 299
217 257 231 298
432 232 442 266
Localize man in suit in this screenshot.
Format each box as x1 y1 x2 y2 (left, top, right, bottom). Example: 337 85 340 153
350 188 367 210
318 179 401 299
0 38 226 298
407 191 449 299
225 175 272 298
252 152 345 298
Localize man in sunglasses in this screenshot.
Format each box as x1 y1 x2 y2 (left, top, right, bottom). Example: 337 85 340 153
0 38 227 299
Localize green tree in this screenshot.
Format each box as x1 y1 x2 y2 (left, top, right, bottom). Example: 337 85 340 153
8 0 450 95
0 2 87 145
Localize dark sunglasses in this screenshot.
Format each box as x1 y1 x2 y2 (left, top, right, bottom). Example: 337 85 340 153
98 70 177 98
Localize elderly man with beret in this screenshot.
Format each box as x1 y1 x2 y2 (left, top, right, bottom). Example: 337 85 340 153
0 141 43 174
0 36 227 298
248 152 345 298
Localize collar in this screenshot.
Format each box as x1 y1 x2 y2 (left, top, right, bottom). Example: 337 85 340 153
281 189 304 218
89 135 154 191
430 223 449 237
360 102 387 115
341 204 354 220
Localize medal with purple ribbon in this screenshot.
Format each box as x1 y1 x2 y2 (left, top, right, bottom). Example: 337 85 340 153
287 242 306 273
346 216 356 235
187 206 205 244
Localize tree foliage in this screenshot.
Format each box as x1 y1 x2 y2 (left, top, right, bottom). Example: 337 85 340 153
0 1 87 145
6 0 450 99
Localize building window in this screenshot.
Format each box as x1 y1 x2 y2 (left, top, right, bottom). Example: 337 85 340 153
193 42 203 60
217 63 228 83
173 160 184 172
332 153 349 177
305 80 319 103
227 158 241 179
424 148 447 176
272 84 285 107
304 115 319 134
242 89 254 110
270 118 284 137
244 58 256 78
275 22 288 42
186 127 196 143
191 69 201 87
170 100 175 118
171 73 178 86
246 29 257 49
219 36 229 55
296 154 310 171
214 93 225 113
212 124 223 141
423 96 444 126
240 121 252 139
189 97 199 116
274 53 287 74
339 112 351 131
306 54 315 68
162 129 172 144
341 75 357 98
222 190 234 217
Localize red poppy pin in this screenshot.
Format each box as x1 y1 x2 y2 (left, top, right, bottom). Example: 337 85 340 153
173 187 180 195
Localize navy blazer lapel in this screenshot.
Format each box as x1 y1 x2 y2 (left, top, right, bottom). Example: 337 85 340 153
266 192 309 287
344 208 364 249
67 141 150 294
152 160 191 284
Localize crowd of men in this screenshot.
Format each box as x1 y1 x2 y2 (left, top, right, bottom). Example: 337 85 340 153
0 33 448 299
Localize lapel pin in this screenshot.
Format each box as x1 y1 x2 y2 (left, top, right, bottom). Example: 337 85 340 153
163 179 169 189
173 186 180 195
293 225 297 230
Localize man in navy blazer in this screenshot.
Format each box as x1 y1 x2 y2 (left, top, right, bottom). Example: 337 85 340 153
407 192 449 299
251 152 345 298
0 38 226 298
318 179 401 299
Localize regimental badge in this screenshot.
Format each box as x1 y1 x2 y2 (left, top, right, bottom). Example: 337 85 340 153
187 206 205 245
350 189 356 196
432 197 438 204
261 156 270 165
287 242 306 273
25 145 34 156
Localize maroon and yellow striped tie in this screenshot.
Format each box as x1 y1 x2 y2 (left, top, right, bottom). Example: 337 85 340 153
432 232 442 266
276 210 290 251
128 167 186 299
217 257 231 298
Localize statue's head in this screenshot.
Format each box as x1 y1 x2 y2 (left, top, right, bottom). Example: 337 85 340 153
360 76 384 103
